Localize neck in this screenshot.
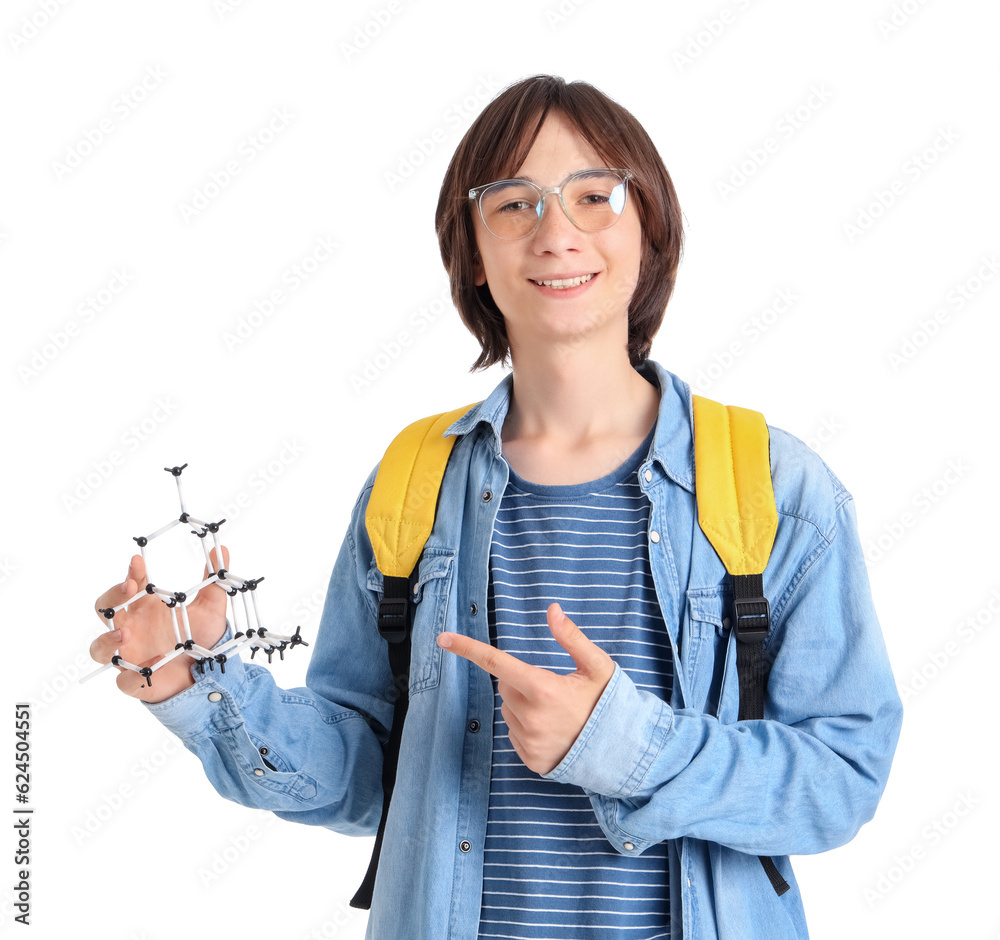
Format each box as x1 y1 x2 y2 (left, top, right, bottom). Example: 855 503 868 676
502 341 659 448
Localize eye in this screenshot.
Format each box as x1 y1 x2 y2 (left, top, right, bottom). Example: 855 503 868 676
496 199 534 214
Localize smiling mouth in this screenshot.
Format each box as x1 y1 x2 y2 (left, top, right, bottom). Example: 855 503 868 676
529 273 596 289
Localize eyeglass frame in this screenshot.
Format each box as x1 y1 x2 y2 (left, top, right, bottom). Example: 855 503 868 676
468 167 634 240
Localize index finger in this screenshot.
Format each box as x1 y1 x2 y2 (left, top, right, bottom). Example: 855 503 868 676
437 632 536 690
93 554 147 623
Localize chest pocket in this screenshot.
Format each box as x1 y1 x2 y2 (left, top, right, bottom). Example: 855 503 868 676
367 547 457 696
683 586 734 718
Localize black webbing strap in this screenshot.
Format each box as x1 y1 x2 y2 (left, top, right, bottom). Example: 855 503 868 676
350 574 413 910
731 573 791 897
733 573 769 722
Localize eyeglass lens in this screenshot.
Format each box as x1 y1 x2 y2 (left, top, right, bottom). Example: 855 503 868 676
478 171 627 239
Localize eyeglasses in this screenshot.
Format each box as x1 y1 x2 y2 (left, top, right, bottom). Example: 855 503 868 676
468 168 633 240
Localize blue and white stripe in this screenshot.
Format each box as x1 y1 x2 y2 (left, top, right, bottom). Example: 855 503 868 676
479 427 672 940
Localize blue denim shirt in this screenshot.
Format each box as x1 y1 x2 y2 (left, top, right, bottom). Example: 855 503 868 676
144 360 903 939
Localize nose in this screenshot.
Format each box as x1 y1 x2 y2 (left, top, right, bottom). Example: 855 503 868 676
532 191 582 250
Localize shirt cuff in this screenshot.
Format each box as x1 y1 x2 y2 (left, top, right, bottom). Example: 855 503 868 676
542 662 673 798
141 621 250 740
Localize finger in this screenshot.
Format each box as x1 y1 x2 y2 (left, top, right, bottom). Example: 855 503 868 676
89 624 128 664
197 545 231 610
546 602 612 677
128 553 149 590
203 544 231 581
115 653 165 698
94 558 146 624
437 632 536 690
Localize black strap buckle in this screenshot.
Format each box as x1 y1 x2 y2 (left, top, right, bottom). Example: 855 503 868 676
733 595 770 643
377 596 410 643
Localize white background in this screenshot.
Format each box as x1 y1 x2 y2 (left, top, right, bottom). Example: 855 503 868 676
2 0 998 938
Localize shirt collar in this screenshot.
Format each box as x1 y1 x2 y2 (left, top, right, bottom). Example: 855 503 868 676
443 358 696 494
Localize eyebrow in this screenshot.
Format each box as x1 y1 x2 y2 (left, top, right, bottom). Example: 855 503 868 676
511 168 609 185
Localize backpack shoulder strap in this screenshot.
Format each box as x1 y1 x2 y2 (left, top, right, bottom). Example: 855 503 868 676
351 400 479 911
366 402 480 580
691 393 790 897
691 394 777 579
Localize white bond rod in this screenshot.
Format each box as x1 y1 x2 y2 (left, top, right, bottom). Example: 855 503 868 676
149 647 188 672
169 605 182 646
173 472 187 515
144 517 181 541
249 588 264 632
179 603 194 643
79 661 116 683
112 588 149 612
184 574 221 597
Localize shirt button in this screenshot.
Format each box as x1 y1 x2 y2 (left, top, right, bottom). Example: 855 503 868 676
459 840 472 853
644 469 652 482
253 768 265 776
623 842 635 850
259 746 269 755
470 602 478 615
482 490 493 502
649 530 660 543
468 719 481 733
208 691 223 702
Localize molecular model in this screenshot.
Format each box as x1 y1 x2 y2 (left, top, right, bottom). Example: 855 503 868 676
80 464 307 689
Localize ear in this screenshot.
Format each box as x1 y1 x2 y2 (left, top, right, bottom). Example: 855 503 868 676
472 253 486 287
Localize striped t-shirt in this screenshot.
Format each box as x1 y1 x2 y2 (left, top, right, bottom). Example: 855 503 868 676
478 425 672 940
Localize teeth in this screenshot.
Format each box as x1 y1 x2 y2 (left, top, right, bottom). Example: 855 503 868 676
532 273 595 289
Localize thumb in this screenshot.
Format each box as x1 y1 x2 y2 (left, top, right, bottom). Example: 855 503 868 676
547 603 611 677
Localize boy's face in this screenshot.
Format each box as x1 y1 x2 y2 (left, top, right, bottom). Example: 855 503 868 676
471 110 643 358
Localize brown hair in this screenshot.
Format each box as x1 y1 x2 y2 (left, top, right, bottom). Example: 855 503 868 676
435 74 684 372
